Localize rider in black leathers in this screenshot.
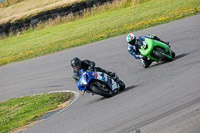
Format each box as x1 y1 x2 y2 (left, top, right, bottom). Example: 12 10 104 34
71 57 119 82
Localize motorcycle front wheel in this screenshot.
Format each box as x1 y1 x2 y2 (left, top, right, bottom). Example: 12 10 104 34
90 85 113 98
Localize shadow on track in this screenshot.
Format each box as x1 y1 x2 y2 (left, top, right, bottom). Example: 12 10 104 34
150 53 189 68
113 85 139 96
85 85 139 105
174 53 189 60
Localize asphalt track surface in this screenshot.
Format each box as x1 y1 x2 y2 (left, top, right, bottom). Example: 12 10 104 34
1 14 200 133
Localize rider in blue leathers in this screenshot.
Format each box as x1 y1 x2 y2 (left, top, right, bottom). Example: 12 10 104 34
126 33 169 68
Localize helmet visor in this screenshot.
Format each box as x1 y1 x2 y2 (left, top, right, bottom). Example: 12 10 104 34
73 63 81 70
74 65 80 69
128 39 136 45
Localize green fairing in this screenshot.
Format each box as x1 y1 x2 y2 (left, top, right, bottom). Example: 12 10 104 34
139 38 169 61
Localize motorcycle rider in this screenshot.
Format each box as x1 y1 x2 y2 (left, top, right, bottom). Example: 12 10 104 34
126 33 169 68
71 57 120 82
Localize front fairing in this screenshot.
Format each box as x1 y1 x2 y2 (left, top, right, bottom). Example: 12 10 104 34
139 38 154 56
76 69 96 92
139 38 169 61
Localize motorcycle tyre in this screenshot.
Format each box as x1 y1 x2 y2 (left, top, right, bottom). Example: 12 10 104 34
171 50 176 58
154 48 173 61
118 80 125 91
90 85 113 98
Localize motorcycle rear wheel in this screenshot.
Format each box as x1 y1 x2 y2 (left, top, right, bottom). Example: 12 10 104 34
171 50 176 58
118 80 125 91
154 47 173 61
90 85 113 98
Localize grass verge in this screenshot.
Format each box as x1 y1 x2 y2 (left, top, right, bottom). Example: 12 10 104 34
0 92 74 133
0 0 81 23
0 0 200 66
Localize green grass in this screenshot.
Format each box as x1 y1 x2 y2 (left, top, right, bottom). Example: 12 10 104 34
0 92 74 133
0 0 25 7
0 0 82 24
0 0 200 66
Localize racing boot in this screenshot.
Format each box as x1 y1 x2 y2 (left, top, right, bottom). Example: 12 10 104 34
157 38 170 47
160 40 170 47
151 35 170 47
108 72 118 81
141 57 153 68
108 72 125 90
107 72 120 84
109 72 116 78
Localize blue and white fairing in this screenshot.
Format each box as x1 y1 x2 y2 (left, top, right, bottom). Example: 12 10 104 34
95 72 119 91
76 69 120 95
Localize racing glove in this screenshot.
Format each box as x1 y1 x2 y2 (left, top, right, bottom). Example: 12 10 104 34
139 55 144 59
88 66 94 71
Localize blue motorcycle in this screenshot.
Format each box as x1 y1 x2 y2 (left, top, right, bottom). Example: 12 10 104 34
76 69 125 98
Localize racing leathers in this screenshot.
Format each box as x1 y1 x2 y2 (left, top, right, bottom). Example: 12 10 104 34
73 60 119 82
128 34 169 68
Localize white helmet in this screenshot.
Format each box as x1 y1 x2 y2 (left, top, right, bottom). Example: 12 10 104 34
126 33 136 45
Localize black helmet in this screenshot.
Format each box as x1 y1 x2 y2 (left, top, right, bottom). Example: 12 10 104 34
71 57 81 70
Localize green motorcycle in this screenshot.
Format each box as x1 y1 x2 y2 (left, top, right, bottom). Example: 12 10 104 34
139 38 175 62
